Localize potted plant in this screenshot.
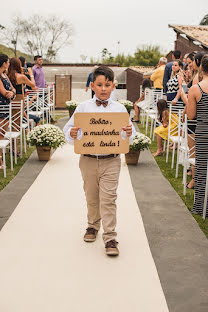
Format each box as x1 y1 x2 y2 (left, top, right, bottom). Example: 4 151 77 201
65 100 79 117
125 132 151 165
27 124 66 161
118 99 134 114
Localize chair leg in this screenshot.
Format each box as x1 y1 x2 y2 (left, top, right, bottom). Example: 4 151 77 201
145 114 149 135
14 139 17 164
23 128 27 153
175 142 180 178
10 141 13 171
171 142 176 169
183 159 187 196
3 148 6 178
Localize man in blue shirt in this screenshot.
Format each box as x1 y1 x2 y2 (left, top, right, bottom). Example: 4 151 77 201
163 50 181 94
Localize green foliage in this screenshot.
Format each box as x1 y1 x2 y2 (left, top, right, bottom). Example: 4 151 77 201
200 14 208 25
93 45 163 67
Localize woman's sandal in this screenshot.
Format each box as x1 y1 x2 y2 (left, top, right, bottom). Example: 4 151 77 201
131 118 140 123
153 151 164 157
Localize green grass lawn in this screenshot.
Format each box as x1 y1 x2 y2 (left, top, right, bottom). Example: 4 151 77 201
137 122 208 238
0 146 35 192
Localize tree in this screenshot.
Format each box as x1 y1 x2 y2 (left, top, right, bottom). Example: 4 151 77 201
20 15 73 61
200 14 208 25
1 16 23 56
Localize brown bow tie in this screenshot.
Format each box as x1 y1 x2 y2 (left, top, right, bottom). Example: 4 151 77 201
96 99 108 107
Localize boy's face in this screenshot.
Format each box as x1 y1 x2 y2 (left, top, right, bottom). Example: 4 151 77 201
91 75 115 100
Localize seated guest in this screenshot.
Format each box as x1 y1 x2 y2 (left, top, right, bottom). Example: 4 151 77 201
131 79 152 122
0 54 16 169
150 57 167 90
154 99 178 156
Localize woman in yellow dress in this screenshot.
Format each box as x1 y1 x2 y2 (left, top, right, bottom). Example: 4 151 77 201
154 99 178 156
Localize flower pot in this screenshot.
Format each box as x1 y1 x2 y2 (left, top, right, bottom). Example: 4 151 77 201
125 150 140 165
36 146 53 161
68 108 75 117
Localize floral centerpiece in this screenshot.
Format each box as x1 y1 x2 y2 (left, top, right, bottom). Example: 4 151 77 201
65 100 79 117
118 99 134 114
27 124 66 160
125 132 151 165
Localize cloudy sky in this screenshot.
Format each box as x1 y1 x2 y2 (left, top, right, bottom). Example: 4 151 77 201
1 0 208 62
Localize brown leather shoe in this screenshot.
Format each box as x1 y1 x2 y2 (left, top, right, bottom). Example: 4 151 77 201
105 240 119 256
83 227 98 242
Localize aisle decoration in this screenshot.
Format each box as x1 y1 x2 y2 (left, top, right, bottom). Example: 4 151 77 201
118 99 134 114
125 132 151 165
66 100 79 117
27 125 66 160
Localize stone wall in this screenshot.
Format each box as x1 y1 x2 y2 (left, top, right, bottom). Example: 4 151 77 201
175 35 206 57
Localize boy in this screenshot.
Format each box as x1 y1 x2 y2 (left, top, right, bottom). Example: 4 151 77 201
63 66 136 256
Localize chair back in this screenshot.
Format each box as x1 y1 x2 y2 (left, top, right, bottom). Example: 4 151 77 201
0 105 11 137
10 100 23 132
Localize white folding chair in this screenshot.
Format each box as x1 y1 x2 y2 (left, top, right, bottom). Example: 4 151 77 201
0 105 13 177
5 100 23 164
166 103 184 167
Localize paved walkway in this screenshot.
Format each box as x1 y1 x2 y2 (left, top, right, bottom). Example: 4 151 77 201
0 116 208 311
0 144 169 312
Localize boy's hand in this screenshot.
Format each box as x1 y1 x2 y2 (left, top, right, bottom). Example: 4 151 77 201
70 127 80 139
122 124 132 137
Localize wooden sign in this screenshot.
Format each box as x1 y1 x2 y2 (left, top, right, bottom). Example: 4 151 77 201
74 113 129 154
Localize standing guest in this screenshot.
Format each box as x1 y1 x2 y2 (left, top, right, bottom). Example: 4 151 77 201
8 58 36 101
150 57 167 90
192 52 206 85
163 50 181 94
85 65 98 98
183 53 189 64
0 54 16 169
187 54 208 217
131 79 152 122
186 52 197 88
32 55 47 88
63 66 136 256
166 60 183 105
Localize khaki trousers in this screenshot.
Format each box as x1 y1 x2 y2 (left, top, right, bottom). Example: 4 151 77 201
79 155 121 243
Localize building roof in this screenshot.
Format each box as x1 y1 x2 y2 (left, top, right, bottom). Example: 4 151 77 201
169 24 208 49
128 66 154 75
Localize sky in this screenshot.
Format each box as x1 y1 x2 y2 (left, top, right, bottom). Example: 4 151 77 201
1 0 208 63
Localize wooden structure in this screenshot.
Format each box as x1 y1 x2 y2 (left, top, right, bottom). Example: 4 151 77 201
55 74 72 109
126 66 154 102
169 24 208 58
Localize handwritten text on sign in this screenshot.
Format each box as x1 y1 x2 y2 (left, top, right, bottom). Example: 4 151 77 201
74 113 129 154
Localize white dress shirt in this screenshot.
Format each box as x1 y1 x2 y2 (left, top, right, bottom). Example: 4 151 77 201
63 96 136 154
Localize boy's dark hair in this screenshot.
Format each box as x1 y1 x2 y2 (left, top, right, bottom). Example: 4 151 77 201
173 50 181 59
93 66 114 82
142 78 152 90
19 56 26 67
157 99 168 122
0 54 9 67
34 55 42 61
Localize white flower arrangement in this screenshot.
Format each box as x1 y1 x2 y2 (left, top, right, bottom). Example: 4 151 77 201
27 124 66 149
130 132 151 151
65 100 79 110
118 99 134 113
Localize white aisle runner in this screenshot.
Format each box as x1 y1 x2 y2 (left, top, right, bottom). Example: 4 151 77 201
0 145 169 312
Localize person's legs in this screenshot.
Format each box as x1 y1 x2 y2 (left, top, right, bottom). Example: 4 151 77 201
153 134 164 156
132 103 140 121
79 155 101 231
99 156 121 244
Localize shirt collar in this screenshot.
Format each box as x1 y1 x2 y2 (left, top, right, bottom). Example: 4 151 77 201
93 95 112 106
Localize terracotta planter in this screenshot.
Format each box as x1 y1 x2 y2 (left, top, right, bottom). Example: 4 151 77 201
125 150 140 165
36 146 53 161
